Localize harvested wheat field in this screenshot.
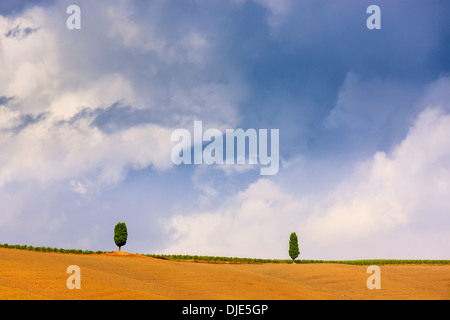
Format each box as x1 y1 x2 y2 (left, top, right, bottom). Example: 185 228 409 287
0 247 448 300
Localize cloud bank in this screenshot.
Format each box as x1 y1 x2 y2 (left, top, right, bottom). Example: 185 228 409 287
163 78 450 259
0 0 449 259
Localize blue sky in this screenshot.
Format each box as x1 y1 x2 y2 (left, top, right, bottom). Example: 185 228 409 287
0 0 449 259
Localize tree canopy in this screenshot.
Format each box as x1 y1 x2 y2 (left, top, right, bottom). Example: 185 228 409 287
114 222 128 251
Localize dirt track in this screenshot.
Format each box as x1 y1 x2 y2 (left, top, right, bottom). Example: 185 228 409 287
0 248 448 299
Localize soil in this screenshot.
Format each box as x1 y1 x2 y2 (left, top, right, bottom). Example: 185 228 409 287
0 248 448 300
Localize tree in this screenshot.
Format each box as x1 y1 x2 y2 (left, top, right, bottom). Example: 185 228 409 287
289 232 299 262
114 222 128 251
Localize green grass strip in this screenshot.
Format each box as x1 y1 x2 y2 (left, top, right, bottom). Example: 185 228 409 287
0 243 105 255
143 254 450 265
1 243 448 265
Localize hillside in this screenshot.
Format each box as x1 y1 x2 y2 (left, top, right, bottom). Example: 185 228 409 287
0 248 448 299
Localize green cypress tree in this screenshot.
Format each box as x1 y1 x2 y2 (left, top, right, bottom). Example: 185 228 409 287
114 222 128 251
289 232 299 262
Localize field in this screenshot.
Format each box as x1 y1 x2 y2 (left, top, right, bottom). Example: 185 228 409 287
0 247 449 300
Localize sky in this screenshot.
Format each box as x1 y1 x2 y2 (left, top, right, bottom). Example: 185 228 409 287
0 0 449 260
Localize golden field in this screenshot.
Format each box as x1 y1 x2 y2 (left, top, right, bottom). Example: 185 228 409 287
0 247 448 300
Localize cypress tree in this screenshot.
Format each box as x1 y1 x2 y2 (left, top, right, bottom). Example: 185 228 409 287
289 232 299 262
114 222 128 251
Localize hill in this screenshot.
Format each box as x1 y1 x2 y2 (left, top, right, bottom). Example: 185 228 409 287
0 247 449 299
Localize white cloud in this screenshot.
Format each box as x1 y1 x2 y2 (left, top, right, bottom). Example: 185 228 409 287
0 7 60 114
48 73 136 120
0 105 21 129
305 105 450 246
0 106 174 190
161 78 450 259
0 1 247 193
161 178 306 258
